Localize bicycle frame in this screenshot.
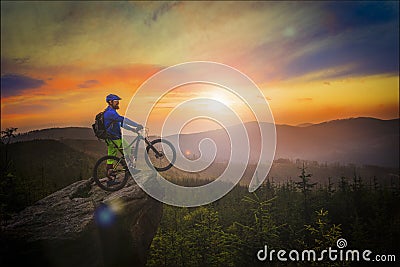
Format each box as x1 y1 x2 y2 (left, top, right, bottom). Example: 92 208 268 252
105 129 160 161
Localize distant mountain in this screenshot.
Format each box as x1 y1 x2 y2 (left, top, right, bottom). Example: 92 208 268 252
296 123 314 127
12 127 97 142
167 117 399 168
9 117 399 168
275 117 399 168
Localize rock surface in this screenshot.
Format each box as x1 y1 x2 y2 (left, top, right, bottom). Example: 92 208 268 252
0 171 163 267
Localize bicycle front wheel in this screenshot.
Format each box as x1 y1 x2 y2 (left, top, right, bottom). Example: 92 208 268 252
145 139 176 172
93 155 130 191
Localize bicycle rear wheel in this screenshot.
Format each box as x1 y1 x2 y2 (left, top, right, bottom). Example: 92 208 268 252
145 139 176 172
93 155 130 191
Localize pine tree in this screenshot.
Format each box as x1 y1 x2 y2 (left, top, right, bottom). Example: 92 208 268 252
304 209 346 267
295 163 316 222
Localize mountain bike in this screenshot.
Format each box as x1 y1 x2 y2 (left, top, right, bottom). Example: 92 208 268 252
93 128 176 191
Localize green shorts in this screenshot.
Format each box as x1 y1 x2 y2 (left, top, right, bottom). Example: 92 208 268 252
105 139 132 164
106 139 121 163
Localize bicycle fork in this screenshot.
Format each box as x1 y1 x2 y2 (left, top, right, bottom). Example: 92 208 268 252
144 138 162 157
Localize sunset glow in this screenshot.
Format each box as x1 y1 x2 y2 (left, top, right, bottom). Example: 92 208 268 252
1 1 398 133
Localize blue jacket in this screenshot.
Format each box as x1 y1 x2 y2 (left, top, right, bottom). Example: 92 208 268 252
103 106 139 140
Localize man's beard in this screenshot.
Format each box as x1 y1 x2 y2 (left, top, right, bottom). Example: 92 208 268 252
114 105 120 109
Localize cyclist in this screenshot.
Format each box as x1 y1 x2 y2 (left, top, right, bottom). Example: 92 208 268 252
104 94 143 186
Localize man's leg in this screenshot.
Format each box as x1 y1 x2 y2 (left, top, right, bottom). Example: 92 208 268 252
106 139 122 179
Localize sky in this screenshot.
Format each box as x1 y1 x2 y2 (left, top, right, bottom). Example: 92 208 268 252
1 1 399 134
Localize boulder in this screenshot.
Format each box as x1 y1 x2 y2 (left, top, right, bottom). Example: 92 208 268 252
0 171 163 267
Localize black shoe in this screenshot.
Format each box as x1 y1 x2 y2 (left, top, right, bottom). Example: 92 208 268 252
107 179 121 187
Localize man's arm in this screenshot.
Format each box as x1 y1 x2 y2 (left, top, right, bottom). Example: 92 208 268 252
110 110 141 130
122 117 140 128
108 109 141 128
123 125 137 132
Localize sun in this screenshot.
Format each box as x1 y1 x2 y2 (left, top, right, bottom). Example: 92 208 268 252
208 89 237 107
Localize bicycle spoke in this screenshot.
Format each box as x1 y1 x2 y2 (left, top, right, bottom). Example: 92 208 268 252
93 155 129 191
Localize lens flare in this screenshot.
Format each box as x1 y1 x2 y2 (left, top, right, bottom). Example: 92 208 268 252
94 203 116 228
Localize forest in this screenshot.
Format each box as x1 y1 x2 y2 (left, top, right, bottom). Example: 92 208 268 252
0 136 399 266
147 171 399 266
0 139 95 218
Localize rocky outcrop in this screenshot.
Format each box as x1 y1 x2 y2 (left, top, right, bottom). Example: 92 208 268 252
0 171 163 267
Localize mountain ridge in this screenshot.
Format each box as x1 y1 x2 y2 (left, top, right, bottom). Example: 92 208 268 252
9 117 398 137
6 117 399 168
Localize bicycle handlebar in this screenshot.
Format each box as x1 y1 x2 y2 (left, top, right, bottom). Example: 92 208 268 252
130 126 148 137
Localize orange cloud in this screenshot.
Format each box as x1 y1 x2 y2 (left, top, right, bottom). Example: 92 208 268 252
1 63 164 131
